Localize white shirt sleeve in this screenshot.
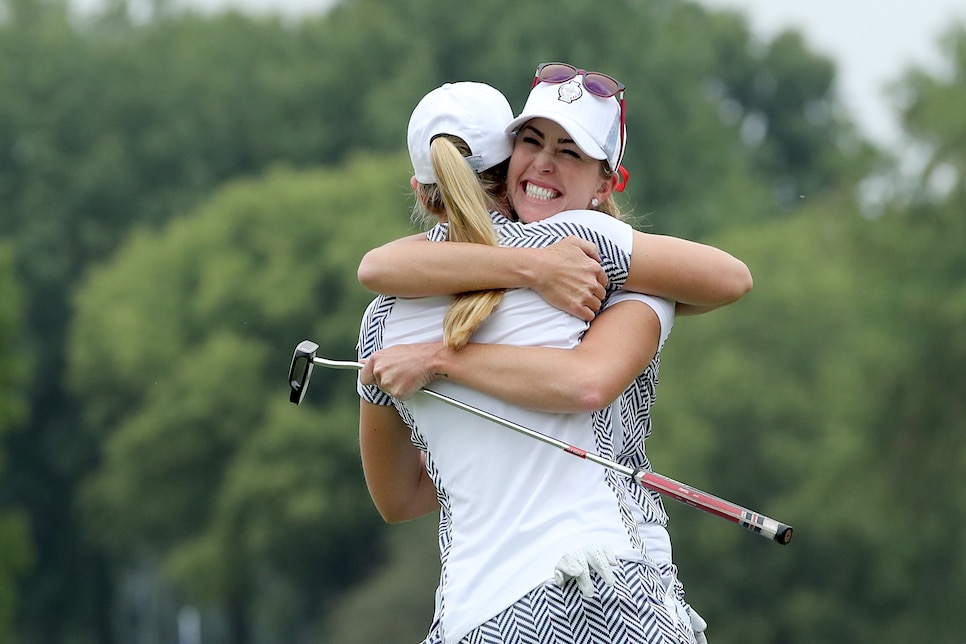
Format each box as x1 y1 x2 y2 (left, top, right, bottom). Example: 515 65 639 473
602 291 675 350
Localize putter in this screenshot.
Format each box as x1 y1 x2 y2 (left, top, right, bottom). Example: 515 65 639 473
288 339 793 545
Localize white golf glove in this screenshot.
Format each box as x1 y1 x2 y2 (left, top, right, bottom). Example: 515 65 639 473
689 605 709 644
552 544 618 598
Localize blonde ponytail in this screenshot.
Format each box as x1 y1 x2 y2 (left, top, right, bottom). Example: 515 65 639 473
429 136 505 350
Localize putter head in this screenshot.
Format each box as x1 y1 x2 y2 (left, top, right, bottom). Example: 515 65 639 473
288 340 320 405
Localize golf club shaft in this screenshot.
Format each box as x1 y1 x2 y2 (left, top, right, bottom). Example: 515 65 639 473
309 355 793 545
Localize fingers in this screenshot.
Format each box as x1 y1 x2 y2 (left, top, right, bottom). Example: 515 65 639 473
553 551 586 584
575 572 595 598
371 372 409 400
535 238 610 319
568 236 602 263
360 349 429 400
553 545 618 599
575 277 607 321
553 554 583 587
596 266 608 288
576 283 607 321
585 544 617 587
361 356 392 394
592 280 606 303
556 549 596 598
574 305 595 323
359 359 376 385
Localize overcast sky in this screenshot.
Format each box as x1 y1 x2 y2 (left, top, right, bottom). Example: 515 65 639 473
695 0 966 149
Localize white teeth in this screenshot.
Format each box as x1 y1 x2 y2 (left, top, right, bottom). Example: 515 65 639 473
524 183 558 201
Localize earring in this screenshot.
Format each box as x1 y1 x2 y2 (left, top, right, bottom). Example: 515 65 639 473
591 198 600 207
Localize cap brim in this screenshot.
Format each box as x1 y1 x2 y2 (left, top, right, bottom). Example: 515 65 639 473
505 112 607 161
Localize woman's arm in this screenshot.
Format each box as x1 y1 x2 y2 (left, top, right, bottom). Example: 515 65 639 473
361 299 662 413
359 231 751 317
358 236 608 321
359 401 439 523
628 233 753 316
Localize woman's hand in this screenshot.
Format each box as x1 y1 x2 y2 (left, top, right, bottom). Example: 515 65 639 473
359 236 607 320
529 236 608 321
361 344 444 400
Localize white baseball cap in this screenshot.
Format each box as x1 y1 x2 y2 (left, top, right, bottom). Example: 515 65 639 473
505 78 625 172
407 82 514 184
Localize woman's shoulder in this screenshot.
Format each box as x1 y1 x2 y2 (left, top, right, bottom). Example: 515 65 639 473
533 210 631 237
530 210 633 250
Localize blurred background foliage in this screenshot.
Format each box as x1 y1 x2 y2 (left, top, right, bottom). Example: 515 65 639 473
0 0 963 641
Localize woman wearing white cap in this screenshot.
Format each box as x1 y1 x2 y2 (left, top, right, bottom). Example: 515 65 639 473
358 69 733 643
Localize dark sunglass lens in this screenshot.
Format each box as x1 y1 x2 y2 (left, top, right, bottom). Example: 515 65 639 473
539 63 578 83
583 73 620 97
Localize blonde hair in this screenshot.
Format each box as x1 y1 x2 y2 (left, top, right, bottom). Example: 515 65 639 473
412 141 508 228
418 135 505 350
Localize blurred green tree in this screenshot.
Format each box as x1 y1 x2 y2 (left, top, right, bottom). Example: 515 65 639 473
651 25 966 642
69 154 415 642
1 6 380 637
0 0 883 639
0 243 34 640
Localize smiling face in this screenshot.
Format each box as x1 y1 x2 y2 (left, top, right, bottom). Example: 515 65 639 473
507 117 615 224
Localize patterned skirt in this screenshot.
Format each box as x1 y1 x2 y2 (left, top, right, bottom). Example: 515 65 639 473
421 558 696 644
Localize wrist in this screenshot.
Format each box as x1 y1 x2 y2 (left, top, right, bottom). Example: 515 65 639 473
427 343 455 382
510 247 544 291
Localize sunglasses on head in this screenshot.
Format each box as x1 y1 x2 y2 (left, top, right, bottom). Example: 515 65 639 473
533 62 625 98
532 62 628 182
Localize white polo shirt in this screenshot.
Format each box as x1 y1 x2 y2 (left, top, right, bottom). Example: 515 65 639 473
358 210 674 643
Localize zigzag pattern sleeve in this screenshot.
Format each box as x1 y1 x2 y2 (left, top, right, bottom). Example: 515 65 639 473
356 294 396 407
498 218 631 294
